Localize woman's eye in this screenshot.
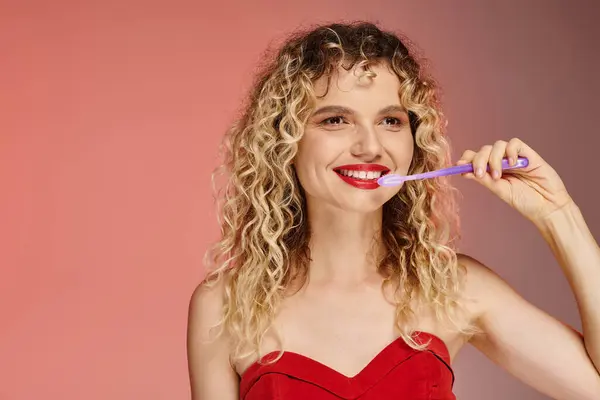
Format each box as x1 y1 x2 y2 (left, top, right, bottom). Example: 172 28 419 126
321 116 346 125
382 117 402 126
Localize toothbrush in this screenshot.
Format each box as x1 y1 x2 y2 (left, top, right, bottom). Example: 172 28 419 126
377 157 529 187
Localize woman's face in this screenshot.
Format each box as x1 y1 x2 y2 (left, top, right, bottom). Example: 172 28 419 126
294 63 415 214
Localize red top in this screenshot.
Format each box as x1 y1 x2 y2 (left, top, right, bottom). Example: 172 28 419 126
239 331 455 399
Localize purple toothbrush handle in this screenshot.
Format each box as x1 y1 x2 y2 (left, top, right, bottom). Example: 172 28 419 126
429 156 529 177
378 156 529 187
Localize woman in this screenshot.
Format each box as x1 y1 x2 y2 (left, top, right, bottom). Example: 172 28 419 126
186 22 600 399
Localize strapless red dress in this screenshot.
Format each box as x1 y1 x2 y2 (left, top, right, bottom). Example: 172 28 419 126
239 331 455 399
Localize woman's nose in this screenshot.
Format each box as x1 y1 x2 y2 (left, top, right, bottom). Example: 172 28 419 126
350 126 384 161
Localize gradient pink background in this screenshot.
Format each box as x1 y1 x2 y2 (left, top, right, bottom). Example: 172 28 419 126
2 1 599 399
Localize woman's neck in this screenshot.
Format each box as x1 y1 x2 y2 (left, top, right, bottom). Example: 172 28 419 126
305 202 384 285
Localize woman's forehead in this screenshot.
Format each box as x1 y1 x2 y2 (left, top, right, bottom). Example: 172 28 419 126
311 64 403 108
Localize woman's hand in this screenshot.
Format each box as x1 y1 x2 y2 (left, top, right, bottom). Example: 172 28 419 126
457 138 574 227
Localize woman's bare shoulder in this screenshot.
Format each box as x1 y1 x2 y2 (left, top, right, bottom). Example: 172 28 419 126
189 275 227 321
455 252 513 321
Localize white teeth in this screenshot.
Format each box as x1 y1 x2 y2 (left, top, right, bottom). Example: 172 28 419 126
337 169 385 180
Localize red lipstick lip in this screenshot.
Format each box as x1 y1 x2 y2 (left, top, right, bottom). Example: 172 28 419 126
333 164 390 173
333 164 391 190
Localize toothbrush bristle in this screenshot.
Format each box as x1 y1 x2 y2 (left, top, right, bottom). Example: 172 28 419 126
377 174 403 187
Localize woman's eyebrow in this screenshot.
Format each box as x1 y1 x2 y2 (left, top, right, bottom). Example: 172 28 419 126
378 105 407 115
311 104 407 118
311 105 354 117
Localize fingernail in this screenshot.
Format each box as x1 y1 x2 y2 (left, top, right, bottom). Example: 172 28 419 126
508 157 514 165
476 168 483 177
493 170 500 179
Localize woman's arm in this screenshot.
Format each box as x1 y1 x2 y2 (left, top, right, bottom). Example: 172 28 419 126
456 138 600 398
537 201 600 374
460 206 600 400
187 280 239 400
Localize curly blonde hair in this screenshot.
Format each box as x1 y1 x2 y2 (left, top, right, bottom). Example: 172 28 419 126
201 21 477 364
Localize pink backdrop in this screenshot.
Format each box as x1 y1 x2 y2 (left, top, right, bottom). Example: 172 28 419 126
2 1 599 399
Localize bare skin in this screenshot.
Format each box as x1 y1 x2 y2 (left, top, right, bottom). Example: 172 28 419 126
187 63 600 399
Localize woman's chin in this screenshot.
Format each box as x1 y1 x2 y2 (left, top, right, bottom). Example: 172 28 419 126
333 194 394 214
